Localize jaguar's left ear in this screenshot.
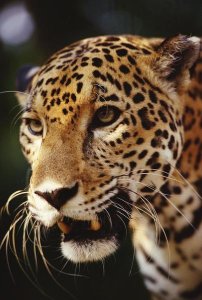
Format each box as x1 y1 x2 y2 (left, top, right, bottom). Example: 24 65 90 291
16 64 39 107
149 34 200 93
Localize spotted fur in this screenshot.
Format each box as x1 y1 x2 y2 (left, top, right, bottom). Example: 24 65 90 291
15 35 202 300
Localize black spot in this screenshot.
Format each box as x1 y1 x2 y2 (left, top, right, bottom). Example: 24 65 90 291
169 122 177 132
76 74 84 80
109 141 116 147
173 186 182 194
105 94 119 101
138 107 155 130
65 78 71 86
140 185 154 193
130 161 137 170
162 164 171 176
123 82 132 97
163 130 169 139
151 162 161 169
116 49 128 56
102 48 110 54
156 264 179 284
127 55 136 65
115 79 122 90
134 74 145 85
50 99 55 106
62 108 68 115
142 48 151 55
106 73 114 84
104 54 114 62
71 93 76 102
158 110 168 123
77 82 83 93
119 65 130 74
168 135 175 149
81 62 88 67
130 115 137 126
151 138 159 148
121 42 137 50
37 78 44 87
122 132 130 139
106 36 120 41
41 90 47 98
123 150 136 159
92 57 103 67
155 129 162 136
138 150 148 159
56 98 61 105
183 139 191 151
133 93 145 103
143 274 156 284
123 118 130 125
170 262 179 269
93 70 101 78
146 152 159 166
136 137 144 145
149 90 158 103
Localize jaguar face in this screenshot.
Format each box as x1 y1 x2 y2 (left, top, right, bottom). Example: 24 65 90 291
16 35 199 262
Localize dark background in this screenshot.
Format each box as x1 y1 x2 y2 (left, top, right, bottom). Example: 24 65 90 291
0 0 202 299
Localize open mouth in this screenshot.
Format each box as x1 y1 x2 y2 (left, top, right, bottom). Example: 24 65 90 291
57 190 132 244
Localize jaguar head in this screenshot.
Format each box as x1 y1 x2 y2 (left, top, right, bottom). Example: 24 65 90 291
16 35 200 263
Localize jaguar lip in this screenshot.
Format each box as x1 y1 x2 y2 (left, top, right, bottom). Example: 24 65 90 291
56 190 132 243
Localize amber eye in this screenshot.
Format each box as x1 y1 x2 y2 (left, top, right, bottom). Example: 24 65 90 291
92 106 121 128
26 119 43 136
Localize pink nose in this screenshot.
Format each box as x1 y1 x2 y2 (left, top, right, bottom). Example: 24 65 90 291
35 182 79 210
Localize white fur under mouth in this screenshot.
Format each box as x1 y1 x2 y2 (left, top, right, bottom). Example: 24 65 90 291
61 237 118 263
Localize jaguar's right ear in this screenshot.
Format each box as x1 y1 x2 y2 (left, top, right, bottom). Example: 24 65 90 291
16 64 39 107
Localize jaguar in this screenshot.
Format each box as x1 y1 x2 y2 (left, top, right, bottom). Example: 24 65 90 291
9 34 202 299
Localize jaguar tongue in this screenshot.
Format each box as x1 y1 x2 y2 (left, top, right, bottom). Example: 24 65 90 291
57 221 71 234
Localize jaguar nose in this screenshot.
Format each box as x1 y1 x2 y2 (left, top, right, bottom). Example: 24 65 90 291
35 182 79 210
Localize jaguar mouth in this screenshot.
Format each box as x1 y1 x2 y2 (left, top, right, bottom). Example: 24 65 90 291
57 190 133 262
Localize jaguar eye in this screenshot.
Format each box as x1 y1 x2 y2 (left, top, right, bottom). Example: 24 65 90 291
92 105 121 128
26 119 43 136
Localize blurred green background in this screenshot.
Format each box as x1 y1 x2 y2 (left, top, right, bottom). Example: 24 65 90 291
0 0 202 299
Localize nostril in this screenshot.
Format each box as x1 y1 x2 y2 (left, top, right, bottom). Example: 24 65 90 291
56 182 79 204
35 182 79 210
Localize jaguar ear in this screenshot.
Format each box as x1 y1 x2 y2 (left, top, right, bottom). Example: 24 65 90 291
151 35 200 93
16 64 39 107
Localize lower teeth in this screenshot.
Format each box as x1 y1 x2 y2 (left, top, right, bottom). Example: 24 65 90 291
57 221 71 234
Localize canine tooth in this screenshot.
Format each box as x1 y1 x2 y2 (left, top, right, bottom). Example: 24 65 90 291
57 221 71 234
90 219 101 231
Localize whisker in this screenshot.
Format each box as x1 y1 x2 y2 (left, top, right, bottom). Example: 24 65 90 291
0 90 31 96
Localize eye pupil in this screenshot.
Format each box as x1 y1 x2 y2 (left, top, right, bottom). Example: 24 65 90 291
26 119 43 136
98 109 114 122
92 105 121 128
